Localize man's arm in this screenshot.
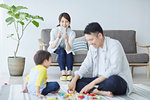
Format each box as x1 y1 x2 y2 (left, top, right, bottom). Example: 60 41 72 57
68 74 80 93
91 76 106 85
80 76 106 93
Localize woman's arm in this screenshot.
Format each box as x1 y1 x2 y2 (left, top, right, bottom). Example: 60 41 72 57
50 38 60 49
50 30 62 49
65 38 71 51
64 31 76 53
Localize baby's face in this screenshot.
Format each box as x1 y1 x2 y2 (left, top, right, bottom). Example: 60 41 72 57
46 57 51 68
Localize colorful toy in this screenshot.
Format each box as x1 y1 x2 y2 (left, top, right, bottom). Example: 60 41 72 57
46 91 101 100
46 97 58 100
4 83 8 85
61 92 101 100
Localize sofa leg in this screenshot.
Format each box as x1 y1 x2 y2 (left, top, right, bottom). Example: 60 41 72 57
131 66 134 77
147 64 149 79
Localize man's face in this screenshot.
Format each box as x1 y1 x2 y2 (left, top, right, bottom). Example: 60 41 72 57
85 33 102 48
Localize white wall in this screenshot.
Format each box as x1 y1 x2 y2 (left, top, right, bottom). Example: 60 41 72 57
0 0 150 76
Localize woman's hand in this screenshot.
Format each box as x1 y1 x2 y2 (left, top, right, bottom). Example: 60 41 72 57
80 82 95 94
63 33 68 42
58 31 62 39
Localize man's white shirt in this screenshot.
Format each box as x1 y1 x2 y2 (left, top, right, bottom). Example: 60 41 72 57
75 36 133 95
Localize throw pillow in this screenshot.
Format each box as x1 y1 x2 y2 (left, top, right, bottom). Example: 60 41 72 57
72 36 88 55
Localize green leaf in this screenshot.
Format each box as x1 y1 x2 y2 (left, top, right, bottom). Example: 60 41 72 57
16 6 27 10
5 17 14 22
18 21 24 25
7 11 14 16
14 13 20 19
33 15 44 21
26 14 33 19
32 20 39 27
19 13 26 20
10 5 17 12
7 34 14 38
0 4 10 10
7 20 15 25
5 17 15 25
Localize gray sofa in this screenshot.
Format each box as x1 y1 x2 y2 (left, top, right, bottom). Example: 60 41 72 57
39 29 150 78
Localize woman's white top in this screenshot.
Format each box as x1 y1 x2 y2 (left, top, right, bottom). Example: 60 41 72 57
49 26 76 54
75 36 133 95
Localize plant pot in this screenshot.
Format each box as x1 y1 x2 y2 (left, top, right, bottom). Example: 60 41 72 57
8 57 25 76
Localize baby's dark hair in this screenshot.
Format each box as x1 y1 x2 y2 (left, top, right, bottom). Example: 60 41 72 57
34 50 51 65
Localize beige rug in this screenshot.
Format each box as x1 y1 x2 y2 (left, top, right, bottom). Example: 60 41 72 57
0 84 150 100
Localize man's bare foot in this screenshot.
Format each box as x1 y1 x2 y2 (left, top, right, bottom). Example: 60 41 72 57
92 89 114 97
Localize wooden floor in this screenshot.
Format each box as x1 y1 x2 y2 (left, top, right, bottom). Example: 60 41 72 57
0 72 150 87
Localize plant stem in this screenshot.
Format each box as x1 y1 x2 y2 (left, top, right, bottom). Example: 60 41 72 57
14 22 20 57
23 20 32 31
14 22 19 40
15 39 20 58
20 24 25 40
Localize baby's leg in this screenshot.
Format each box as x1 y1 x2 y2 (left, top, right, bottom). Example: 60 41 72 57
41 82 60 95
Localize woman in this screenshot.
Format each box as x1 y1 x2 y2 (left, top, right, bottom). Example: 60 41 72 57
49 12 76 81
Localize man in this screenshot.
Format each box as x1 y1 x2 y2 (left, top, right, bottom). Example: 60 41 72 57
68 22 133 97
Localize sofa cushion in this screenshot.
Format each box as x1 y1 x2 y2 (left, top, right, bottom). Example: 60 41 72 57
74 54 87 63
51 53 87 63
104 30 137 53
126 53 149 63
51 53 58 63
73 36 88 55
73 30 84 38
41 29 51 50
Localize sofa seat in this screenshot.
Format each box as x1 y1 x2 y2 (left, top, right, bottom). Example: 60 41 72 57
51 53 87 63
126 53 149 63
51 53 149 64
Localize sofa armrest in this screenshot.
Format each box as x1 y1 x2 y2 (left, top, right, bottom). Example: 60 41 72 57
38 39 47 50
136 42 150 48
136 42 150 54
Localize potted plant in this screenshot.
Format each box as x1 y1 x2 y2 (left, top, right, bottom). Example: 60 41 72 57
0 4 44 76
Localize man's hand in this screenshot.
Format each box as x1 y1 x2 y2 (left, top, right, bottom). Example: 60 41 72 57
22 88 28 93
80 82 95 94
68 81 76 93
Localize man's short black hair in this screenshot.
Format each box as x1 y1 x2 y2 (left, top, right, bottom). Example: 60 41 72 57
84 22 103 36
34 50 51 65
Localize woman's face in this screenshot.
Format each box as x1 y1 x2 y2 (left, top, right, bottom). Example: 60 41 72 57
59 17 70 28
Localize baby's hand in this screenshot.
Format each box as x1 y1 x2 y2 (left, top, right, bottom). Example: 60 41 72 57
36 93 44 98
22 88 28 93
